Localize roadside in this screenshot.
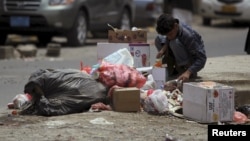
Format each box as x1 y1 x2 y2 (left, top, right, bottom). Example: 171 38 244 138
0 14 250 141
0 51 249 141
0 107 208 141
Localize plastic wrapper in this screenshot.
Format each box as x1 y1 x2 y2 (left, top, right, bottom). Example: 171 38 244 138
143 89 169 114
12 93 32 109
236 104 250 118
233 111 248 124
141 74 156 90
102 48 134 67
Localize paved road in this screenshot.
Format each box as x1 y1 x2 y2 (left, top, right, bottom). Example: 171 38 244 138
0 15 249 108
0 15 249 141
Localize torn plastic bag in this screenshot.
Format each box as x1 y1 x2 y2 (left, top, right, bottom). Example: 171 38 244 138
22 68 108 116
143 89 169 115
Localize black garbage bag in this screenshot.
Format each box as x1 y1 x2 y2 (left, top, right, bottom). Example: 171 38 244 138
21 68 108 116
236 104 250 118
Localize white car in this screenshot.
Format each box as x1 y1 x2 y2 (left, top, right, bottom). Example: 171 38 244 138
198 0 250 26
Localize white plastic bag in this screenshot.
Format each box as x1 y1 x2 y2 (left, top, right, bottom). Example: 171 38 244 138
143 89 169 114
103 48 134 67
141 74 156 90
12 93 32 109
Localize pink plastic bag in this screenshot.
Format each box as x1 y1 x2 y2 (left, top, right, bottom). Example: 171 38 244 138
94 61 146 88
233 111 248 124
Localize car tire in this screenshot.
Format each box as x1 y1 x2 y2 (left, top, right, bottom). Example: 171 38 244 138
0 33 7 45
119 9 132 30
66 11 87 47
37 34 52 47
202 17 211 26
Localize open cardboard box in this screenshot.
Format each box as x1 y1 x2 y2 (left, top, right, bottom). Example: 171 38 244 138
108 30 147 43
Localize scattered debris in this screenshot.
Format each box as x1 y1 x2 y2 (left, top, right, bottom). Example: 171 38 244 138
90 117 114 125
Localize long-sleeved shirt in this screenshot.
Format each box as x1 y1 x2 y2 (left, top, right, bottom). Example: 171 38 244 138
166 22 207 74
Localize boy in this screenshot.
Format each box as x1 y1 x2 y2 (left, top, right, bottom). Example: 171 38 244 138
155 14 207 82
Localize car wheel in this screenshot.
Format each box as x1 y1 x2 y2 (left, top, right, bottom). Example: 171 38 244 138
66 11 87 47
0 33 7 45
37 34 52 47
202 17 211 26
119 9 131 30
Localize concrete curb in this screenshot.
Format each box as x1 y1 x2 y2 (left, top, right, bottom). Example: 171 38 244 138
198 55 250 107
198 76 250 107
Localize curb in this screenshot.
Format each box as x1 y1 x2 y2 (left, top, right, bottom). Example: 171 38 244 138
198 75 250 107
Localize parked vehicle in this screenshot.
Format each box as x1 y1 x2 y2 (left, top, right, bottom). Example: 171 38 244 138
198 0 250 26
133 0 163 27
0 0 135 47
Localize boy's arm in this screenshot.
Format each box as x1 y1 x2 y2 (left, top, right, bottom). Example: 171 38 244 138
156 44 167 58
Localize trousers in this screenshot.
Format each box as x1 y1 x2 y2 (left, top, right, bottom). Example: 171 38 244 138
154 36 197 81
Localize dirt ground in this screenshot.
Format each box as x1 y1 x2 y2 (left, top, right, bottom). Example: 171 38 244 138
0 107 208 141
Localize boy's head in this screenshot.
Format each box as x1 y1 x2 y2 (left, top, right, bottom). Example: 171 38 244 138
156 14 179 40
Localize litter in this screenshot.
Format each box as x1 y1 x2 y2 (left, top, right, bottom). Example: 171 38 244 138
90 117 114 125
17 68 108 116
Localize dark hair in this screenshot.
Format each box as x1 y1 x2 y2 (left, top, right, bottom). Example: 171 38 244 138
156 14 179 35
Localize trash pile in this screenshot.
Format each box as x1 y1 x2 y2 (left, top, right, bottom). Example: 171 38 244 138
6 48 250 125
8 68 108 116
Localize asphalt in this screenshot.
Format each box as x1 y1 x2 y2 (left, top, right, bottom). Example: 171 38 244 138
0 15 249 141
2 14 250 108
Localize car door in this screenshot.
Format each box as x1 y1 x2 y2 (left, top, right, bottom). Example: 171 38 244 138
87 0 121 30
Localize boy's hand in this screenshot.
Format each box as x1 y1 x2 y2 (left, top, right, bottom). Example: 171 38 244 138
178 70 192 82
156 52 163 58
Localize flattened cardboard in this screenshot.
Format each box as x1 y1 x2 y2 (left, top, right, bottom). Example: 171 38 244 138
108 30 147 43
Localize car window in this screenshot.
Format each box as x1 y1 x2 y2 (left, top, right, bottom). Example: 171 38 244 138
155 0 163 4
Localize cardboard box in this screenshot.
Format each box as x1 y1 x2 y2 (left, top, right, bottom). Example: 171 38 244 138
112 87 141 112
152 67 168 89
129 43 150 68
182 81 235 123
108 30 147 43
97 42 150 68
96 43 130 61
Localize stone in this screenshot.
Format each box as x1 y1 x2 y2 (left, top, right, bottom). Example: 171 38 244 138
16 44 37 58
46 43 61 57
0 46 15 59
